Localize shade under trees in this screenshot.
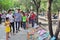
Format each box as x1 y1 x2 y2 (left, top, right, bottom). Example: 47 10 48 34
0 0 60 39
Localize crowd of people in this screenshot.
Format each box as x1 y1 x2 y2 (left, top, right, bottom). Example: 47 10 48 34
0 9 36 40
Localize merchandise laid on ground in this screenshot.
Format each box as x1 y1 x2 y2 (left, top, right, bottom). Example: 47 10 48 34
27 24 49 40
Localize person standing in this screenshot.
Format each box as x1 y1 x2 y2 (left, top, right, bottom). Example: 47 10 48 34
25 13 29 29
5 17 10 40
0 13 2 24
30 11 36 27
20 11 23 28
14 9 22 33
22 12 26 29
1 13 6 22
6 10 15 34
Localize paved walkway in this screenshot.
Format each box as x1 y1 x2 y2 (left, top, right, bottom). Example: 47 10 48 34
0 15 59 40
0 23 27 40
9 31 27 40
0 24 6 40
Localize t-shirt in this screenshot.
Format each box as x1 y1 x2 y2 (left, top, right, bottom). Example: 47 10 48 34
14 13 22 22
6 14 14 23
22 16 26 22
30 13 36 20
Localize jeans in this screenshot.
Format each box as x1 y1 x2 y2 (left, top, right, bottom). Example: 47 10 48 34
16 22 20 31
31 20 35 27
22 22 26 29
29 17 31 23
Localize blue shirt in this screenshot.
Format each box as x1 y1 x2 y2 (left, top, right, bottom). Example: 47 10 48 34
14 13 22 22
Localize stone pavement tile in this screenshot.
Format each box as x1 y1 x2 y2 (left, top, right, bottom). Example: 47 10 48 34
0 24 6 40
9 31 27 40
0 24 29 40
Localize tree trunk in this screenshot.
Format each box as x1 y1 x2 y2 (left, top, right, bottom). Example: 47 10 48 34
32 0 41 25
48 0 53 37
36 7 39 25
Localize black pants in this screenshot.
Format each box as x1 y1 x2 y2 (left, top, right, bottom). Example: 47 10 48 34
0 17 2 24
21 21 22 28
16 22 20 31
10 22 15 33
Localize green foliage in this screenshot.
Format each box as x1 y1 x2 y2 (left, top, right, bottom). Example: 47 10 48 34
52 0 60 13
40 0 47 11
0 0 14 10
19 0 32 11
0 0 60 13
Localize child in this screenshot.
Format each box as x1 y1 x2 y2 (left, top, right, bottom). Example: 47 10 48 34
26 13 29 29
5 17 10 40
22 13 26 29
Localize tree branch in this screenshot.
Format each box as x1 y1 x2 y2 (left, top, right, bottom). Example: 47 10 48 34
32 0 38 7
37 0 41 8
49 0 53 3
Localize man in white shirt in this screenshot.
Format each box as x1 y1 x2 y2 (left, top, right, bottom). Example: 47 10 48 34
6 10 15 34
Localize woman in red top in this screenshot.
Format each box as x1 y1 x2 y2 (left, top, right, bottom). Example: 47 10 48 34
30 12 36 27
